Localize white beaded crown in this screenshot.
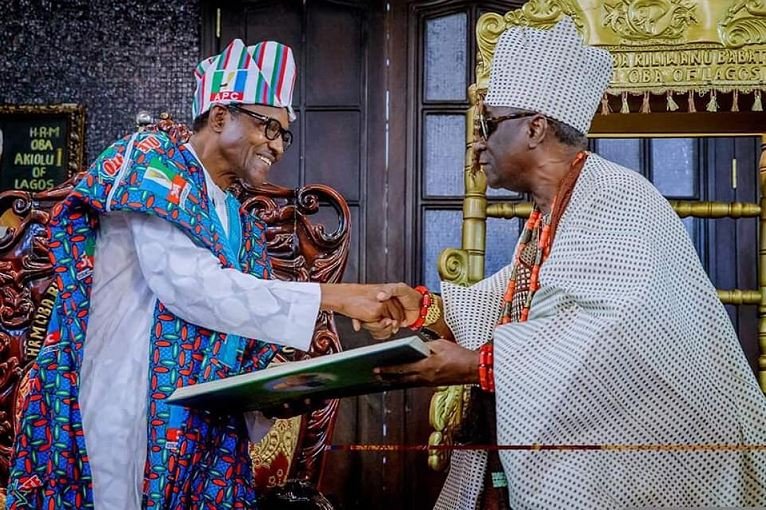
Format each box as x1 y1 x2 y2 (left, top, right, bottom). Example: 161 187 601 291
485 17 613 135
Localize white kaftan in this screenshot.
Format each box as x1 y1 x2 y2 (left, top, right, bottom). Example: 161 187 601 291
436 154 766 509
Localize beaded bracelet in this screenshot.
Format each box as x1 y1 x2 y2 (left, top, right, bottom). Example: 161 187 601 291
478 343 495 392
408 285 431 330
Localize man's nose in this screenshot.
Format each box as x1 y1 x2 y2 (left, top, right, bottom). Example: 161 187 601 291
268 136 285 159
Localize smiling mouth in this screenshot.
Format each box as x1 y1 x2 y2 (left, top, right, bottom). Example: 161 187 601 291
256 154 273 167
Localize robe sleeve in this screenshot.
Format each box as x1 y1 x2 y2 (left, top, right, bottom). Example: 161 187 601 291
127 212 321 352
441 265 512 350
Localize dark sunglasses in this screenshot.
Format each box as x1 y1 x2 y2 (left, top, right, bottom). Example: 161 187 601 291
478 110 536 140
228 104 293 150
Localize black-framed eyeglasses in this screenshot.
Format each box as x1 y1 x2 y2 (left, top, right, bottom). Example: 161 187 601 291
478 110 536 141
228 104 293 150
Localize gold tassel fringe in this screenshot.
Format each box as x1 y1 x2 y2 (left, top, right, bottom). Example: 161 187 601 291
754 90 763 112
601 94 611 115
666 91 679 112
621 92 630 114
732 90 739 112
688 90 696 113
640 92 651 113
706 90 718 112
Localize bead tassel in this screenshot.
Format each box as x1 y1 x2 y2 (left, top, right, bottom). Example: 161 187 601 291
706 90 718 112
601 94 611 115
666 91 679 112
640 92 651 113
620 92 629 114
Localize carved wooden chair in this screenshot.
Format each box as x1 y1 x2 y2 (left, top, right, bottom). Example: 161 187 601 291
0 116 348 506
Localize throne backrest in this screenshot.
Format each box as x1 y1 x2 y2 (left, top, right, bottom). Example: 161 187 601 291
0 117 349 492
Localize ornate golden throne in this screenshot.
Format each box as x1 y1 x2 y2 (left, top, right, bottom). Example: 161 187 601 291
428 0 766 472
0 115 347 505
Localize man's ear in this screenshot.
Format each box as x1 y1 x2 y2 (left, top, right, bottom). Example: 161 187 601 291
527 115 548 149
208 105 228 133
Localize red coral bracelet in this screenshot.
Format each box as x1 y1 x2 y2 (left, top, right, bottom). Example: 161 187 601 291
478 343 495 392
408 285 431 330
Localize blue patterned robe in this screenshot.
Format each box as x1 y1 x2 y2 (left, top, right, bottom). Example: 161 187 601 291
8 131 279 509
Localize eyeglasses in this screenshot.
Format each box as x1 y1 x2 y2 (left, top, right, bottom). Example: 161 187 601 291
228 104 293 150
478 110 536 141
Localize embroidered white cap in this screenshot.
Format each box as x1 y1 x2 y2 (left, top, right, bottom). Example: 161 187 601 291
193 39 297 121
485 17 613 135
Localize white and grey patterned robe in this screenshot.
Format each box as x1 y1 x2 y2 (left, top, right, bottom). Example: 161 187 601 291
435 154 766 509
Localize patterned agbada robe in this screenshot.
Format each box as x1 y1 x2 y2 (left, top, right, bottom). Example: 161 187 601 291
8 130 279 509
436 154 766 509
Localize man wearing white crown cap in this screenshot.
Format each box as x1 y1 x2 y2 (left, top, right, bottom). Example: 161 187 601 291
7 39 416 510
372 17 766 509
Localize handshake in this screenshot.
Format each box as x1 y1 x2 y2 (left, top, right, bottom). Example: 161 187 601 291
322 283 479 388
265 282 477 419
319 282 425 340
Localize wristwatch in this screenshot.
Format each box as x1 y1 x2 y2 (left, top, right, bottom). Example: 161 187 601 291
423 293 442 327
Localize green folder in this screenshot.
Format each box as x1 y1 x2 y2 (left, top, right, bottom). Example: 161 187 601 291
166 336 431 412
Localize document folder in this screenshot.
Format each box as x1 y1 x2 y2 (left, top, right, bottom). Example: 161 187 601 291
167 336 430 412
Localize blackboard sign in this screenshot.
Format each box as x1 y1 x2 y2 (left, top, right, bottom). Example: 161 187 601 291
0 104 85 192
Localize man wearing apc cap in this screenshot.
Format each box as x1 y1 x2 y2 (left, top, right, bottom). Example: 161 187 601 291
7 39 412 509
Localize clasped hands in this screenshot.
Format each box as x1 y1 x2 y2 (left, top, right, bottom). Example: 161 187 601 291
267 283 478 419
321 282 479 387
320 282 421 339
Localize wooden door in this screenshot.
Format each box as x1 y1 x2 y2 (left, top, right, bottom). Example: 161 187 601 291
202 1 407 508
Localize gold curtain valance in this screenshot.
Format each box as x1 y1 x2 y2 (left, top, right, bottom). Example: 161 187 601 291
476 0 766 112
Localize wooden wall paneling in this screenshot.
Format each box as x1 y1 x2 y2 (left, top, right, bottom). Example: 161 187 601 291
735 137 760 373
344 207 361 283
382 0 410 288
360 2 412 508
304 111 362 201
709 138 739 327
707 136 760 373
271 127 301 190
200 2 220 56
220 2 246 50
306 4 363 107
298 2 385 508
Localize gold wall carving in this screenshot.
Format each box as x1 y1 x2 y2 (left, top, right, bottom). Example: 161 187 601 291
504 0 587 35
602 0 699 43
476 0 766 100
720 0 766 48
